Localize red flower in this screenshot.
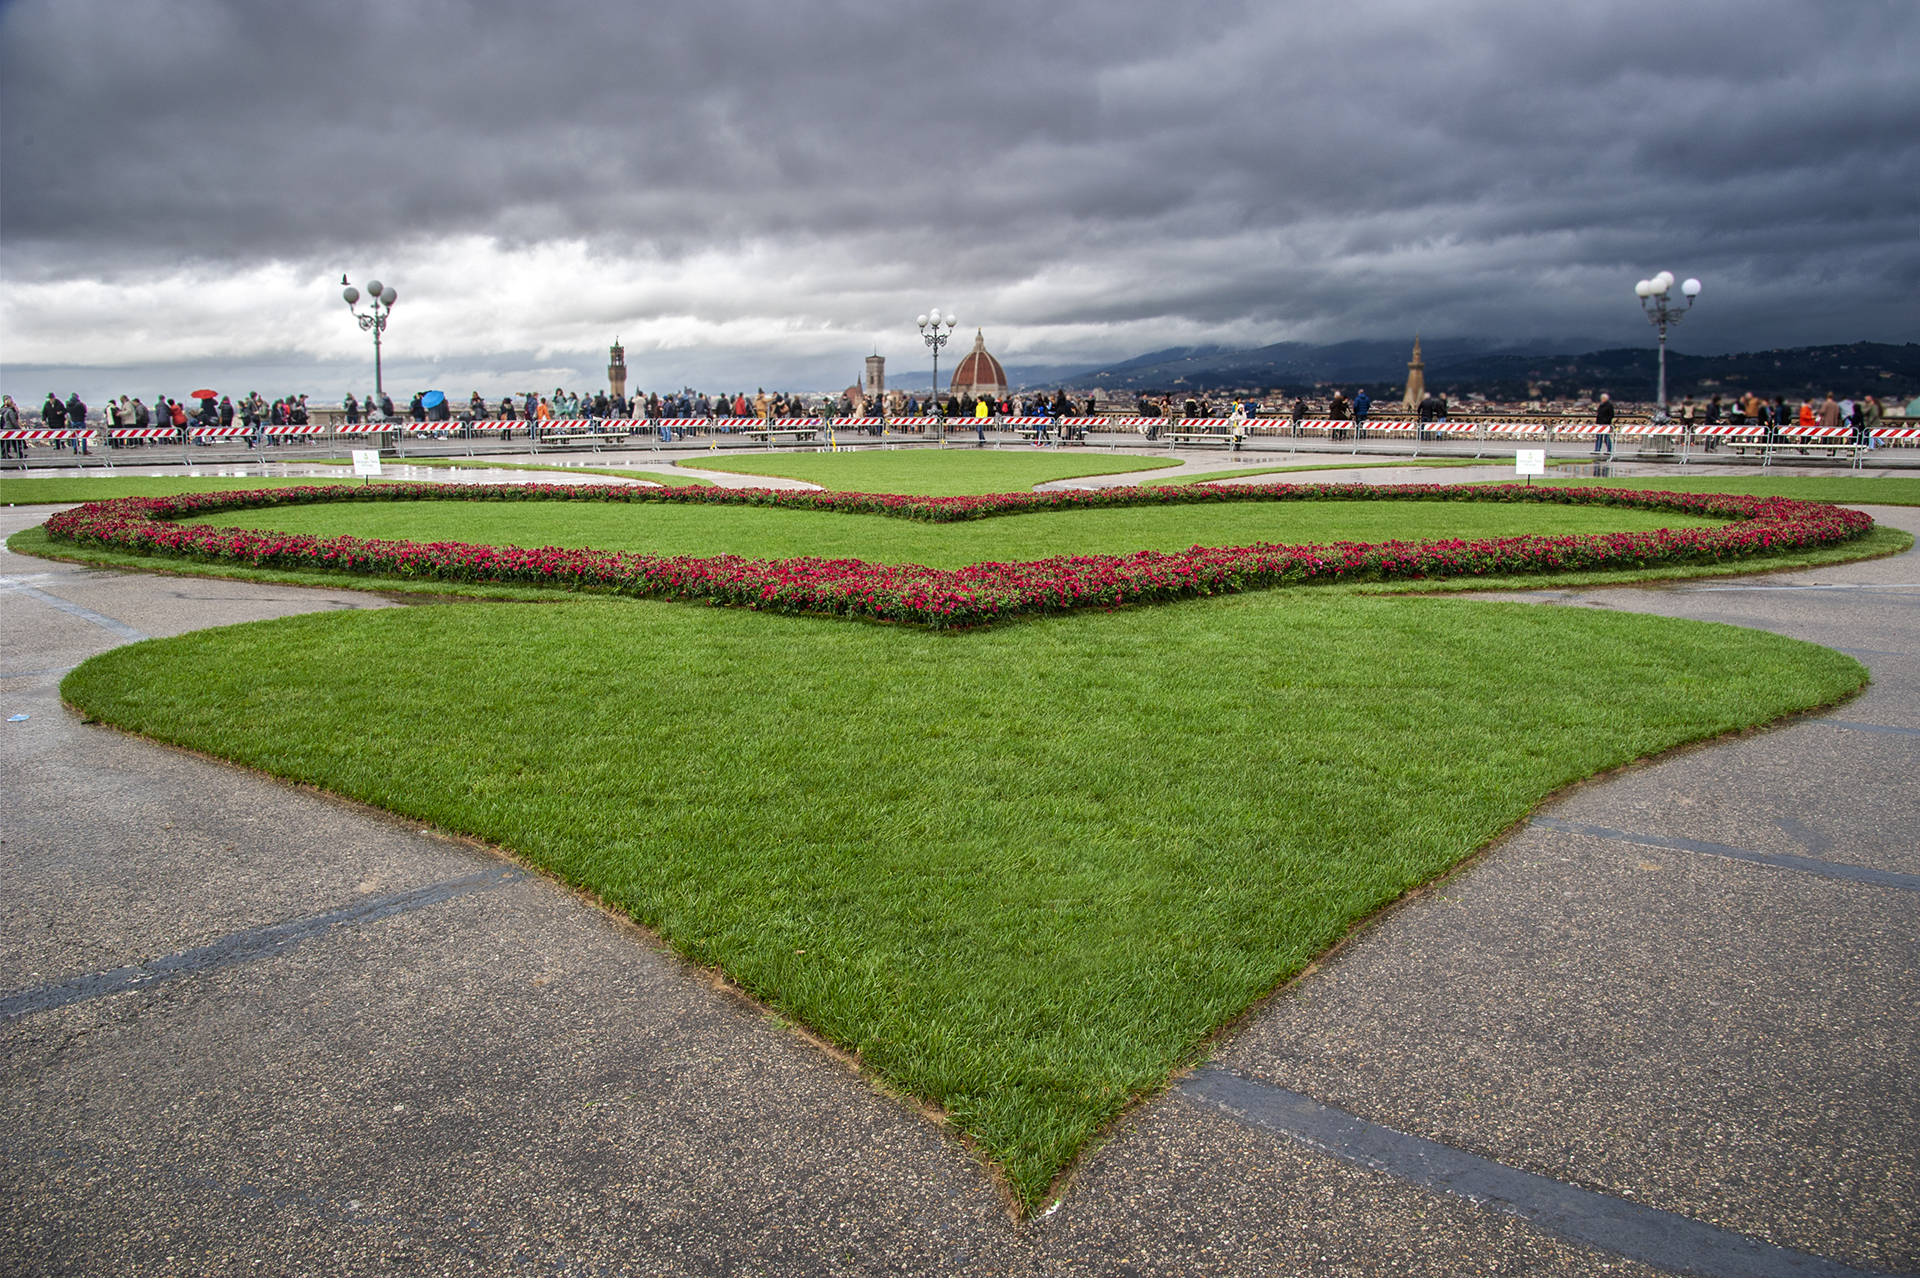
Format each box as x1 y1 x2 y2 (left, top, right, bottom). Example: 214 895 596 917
43 481 1873 629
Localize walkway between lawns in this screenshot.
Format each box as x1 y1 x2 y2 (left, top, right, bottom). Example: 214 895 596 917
1 502 1913 1276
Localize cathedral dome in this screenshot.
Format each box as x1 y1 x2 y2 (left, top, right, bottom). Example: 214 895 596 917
948 329 1008 399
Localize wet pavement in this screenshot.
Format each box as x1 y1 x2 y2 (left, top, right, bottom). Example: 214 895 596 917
2 496 1915 1275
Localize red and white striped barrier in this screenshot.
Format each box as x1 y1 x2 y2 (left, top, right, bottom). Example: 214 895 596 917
0 428 94 442
1872 427 1920 440
1694 424 1766 437
264 423 325 436
1779 427 1853 441
336 422 391 434
187 425 251 438
1618 423 1685 436
109 428 183 440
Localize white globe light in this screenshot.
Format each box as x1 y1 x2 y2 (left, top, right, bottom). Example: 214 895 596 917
945 315 956 328
342 286 360 305
1682 277 1702 297
929 308 940 321
366 279 383 297
1654 270 1674 292
917 314 929 328
380 286 397 306
1635 280 1653 297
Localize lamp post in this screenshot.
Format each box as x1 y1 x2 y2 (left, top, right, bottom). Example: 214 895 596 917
917 308 957 442
342 276 398 405
1633 271 1701 422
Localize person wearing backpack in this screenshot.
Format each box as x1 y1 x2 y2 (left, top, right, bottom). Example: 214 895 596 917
66 393 90 453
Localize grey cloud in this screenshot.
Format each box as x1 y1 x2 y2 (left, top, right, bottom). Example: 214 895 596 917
2 0 1916 360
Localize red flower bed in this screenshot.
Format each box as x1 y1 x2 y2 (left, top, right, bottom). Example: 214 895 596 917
44 481 1873 629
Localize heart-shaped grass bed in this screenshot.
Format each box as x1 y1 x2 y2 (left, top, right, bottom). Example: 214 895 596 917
51 483 1874 1208
43 480 1873 628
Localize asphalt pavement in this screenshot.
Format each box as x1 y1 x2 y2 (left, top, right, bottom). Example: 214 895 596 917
2 496 1914 1276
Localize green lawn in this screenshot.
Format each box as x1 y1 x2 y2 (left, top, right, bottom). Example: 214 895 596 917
1146 459 1493 485
682 449 1178 494
0 475 365 505
62 592 1866 1207
1476 474 1920 506
197 497 1722 571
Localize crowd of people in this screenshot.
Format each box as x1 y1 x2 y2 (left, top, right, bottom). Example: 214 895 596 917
4 379 1901 463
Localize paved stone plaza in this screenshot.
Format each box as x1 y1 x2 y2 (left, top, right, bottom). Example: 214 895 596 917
2 488 1914 1276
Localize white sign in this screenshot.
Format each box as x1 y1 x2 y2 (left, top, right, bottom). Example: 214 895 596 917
1515 449 1546 477
351 449 383 477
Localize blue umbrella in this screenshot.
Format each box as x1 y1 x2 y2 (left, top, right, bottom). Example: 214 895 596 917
421 390 446 409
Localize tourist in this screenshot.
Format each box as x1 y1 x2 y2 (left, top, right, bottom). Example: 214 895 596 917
1328 390 1350 441
0 395 19 459
1594 392 1614 455
1352 388 1370 438
66 392 90 453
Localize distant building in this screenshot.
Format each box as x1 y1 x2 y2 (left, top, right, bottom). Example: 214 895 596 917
948 329 1008 400
608 339 628 401
864 354 886 399
1402 336 1425 410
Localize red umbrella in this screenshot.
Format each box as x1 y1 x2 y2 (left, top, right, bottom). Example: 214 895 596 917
190 388 217 399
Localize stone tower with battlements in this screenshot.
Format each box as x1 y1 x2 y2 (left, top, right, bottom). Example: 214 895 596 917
864 354 886 400
608 340 628 401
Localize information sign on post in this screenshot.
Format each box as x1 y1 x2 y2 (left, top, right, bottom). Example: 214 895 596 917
1515 448 1546 485
351 449 383 484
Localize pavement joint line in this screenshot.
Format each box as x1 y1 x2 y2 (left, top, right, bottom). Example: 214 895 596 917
1182 1065 1915 1278
1528 817 1920 892
0 667 77 679
1679 584 1920 593
0 866 526 1020
0 577 149 642
1825 719 1920 739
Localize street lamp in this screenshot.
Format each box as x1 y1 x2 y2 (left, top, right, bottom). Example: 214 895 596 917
1634 270 1700 421
917 308 957 441
343 276 398 405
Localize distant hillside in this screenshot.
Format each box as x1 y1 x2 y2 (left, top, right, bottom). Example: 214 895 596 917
1055 339 1920 402
1058 338 1611 393
1425 343 1920 402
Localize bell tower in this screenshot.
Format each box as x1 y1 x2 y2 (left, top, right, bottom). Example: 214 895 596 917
1402 335 1425 410
864 353 886 399
608 339 628 400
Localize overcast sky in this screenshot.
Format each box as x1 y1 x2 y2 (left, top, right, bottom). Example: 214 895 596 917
2 0 1915 401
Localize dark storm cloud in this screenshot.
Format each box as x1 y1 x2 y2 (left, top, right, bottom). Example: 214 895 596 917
2 0 1916 354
